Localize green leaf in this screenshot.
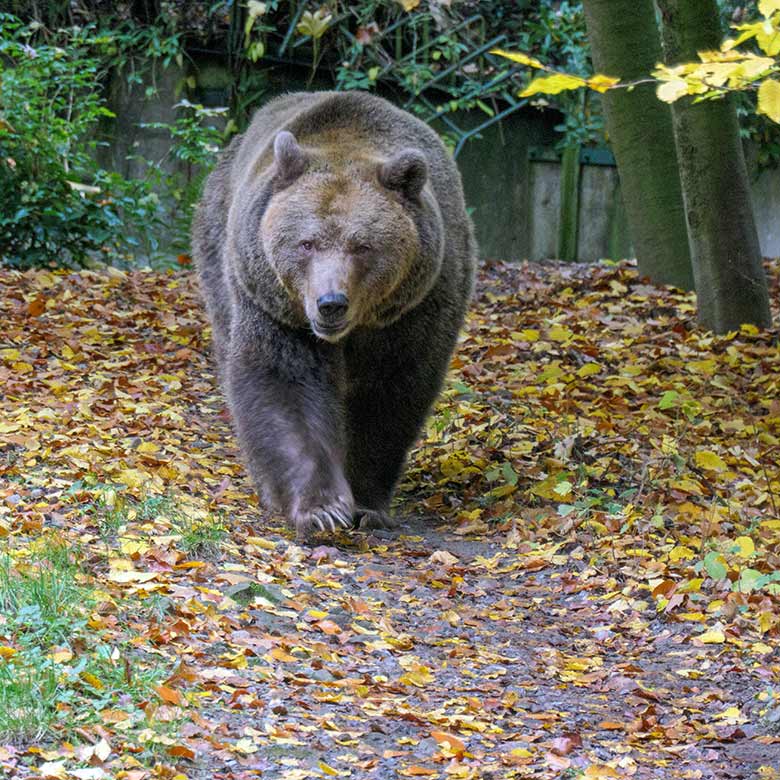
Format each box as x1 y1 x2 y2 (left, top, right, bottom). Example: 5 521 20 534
735 568 764 593
703 551 728 580
501 461 518 486
658 390 679 410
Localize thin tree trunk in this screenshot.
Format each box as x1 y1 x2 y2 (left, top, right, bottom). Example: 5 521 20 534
657 0 772 332
582 0 694 290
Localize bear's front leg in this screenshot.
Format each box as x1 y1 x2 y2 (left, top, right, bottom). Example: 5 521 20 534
225 322 353 540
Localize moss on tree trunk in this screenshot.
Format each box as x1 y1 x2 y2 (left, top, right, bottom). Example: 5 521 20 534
582 0 694 290
657 0 771 332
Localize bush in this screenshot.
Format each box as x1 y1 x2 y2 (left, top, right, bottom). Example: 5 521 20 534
0 15 161 268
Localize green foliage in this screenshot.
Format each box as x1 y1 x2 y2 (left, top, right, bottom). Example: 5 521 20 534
0 15 161 268
0 13 224 269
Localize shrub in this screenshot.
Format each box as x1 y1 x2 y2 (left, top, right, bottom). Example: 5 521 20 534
0 15 160 268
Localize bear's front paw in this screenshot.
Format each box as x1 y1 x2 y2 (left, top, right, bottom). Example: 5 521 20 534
354 507 400 530
293 494 354 540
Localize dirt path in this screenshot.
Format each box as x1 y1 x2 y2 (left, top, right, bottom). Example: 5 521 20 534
175 515 780 779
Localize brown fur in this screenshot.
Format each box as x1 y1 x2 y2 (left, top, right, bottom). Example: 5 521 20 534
192 91 476 539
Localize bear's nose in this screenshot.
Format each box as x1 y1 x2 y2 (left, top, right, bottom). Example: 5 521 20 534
317 292 349 320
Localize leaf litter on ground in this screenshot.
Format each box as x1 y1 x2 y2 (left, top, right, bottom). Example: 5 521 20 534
1 259 780 779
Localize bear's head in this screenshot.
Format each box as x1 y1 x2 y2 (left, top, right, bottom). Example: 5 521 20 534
254 130 444 342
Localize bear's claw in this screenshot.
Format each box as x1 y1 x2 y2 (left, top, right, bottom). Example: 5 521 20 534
294 495 353 538
354 508 399 530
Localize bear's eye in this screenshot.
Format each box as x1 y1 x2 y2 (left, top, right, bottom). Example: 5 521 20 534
353 244 372 255
299 240 314 252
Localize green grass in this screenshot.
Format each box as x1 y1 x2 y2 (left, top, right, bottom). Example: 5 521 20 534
0 541 87 646
0 536 172 744
174 511 228 558
92 489 228 558
0 541 84 741
0 658 60 743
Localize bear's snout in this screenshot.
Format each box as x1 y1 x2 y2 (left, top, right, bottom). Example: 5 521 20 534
317 292 349 321
310 288 353 341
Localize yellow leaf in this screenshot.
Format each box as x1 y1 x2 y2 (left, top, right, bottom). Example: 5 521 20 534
757 25 780 55
232 738 258 755
49 648 73 663
548 325 574 342
584 766 620 779
246 536 276 549
0 646 18 659
699 628 725 644
669 545 695 563
670 477 705 496
760 0 780 17
32 270 58 289
80 671 105 690
319 761 340 776
395 0 420 10
512 328 540 342
695 450 727 471
119 538 150 556
758 79 780 123
577 363 602 378
117 468 149 489
490 49 545 69
714 705 747 724
688 358 717 374
137 441 160 454
12 361 33 374
657 78 689 103
520 73 587 98
587 73 620 93
734 535 755 558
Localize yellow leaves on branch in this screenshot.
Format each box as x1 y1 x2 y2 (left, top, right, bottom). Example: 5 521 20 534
521 72 619 98
653 51 775 104
494 6 780 123
492 48 619 98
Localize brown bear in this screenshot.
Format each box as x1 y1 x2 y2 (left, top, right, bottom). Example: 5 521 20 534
192 91 476 539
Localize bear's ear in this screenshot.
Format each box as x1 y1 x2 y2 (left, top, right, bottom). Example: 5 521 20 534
378 149 428 199
273 130 309 185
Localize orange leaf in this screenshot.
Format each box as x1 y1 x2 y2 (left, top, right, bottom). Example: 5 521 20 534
430 730 466 753
316 619 342 635
168 744 196 760
155 684 183 705
27 296 45 316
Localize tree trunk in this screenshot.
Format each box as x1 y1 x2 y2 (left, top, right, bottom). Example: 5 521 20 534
657 0 772 332
582 0 694 290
